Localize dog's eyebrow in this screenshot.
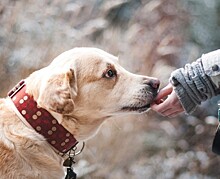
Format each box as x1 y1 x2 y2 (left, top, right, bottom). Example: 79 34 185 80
82 62 117 84
106 63 116 70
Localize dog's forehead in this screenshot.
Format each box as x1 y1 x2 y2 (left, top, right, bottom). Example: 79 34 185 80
81 48 118 63
50 47 118 70
73 48 119 68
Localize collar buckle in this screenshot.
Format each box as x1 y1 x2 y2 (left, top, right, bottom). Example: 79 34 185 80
8 80 25 98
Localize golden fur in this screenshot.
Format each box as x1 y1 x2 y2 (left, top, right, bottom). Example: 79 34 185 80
0 47 159 179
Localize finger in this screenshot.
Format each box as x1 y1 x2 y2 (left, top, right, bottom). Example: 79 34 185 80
151 101 170 113
152 90 180 113
155 83 173 101
159 107 172 114
150 105 168 116
167 111 184 118
160 107 184 117
151 99 164 105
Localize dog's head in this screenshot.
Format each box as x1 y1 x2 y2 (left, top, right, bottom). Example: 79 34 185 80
26 48 159 139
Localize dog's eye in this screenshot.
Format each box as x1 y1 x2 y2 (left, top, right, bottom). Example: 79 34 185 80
105 69 115 78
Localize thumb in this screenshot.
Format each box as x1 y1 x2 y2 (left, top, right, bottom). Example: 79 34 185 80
155 83 173 101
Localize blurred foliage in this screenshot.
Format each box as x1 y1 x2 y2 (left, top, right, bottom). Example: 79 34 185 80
1 0 220 178
178 0 220 68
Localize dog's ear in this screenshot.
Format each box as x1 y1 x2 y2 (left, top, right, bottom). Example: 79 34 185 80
37 68 77 115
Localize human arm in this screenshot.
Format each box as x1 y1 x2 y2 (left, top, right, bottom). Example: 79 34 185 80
151 49 220 117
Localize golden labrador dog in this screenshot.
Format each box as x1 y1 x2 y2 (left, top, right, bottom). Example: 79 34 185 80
0 47 159 179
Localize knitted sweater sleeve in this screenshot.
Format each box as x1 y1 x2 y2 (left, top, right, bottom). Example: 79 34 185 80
170 50 220 114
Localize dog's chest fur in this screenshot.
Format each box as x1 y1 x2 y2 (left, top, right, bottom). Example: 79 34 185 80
0 99 66 179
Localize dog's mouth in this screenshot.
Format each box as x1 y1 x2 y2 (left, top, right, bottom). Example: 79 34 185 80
121 91 158 113
121 103 151 113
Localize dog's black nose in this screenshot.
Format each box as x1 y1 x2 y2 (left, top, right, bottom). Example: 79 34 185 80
144 78 160 90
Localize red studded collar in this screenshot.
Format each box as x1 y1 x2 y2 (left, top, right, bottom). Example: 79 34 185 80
7 80 78 154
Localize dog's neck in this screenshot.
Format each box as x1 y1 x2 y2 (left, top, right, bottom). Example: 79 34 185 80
7 80 78 154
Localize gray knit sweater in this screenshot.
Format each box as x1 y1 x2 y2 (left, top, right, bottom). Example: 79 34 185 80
170 49 220 114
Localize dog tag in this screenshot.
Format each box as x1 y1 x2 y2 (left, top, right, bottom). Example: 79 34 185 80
63 158 72 167
65 167 77 179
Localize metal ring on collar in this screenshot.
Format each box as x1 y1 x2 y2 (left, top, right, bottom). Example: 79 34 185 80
70 142 85 157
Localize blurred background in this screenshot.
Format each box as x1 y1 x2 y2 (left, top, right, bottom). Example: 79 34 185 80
1 0 220 178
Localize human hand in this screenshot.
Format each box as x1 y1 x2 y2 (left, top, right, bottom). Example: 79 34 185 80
151 83 184 118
